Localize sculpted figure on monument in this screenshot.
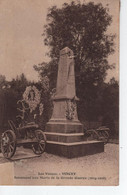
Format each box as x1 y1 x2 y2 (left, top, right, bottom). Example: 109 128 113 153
65 100 77 120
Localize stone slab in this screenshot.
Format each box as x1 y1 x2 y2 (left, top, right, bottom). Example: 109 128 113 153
45 132 85 143
46 122 84 133
45 140 104 158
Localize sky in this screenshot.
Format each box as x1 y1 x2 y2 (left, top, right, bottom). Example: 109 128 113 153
0 0 119 82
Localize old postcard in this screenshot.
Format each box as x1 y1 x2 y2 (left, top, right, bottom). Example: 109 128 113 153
0 0 119 186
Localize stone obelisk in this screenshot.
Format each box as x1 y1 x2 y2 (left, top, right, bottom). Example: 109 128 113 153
45 47 104 158
49 47 80 122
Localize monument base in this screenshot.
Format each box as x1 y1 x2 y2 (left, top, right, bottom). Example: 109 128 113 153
45 140 104 158
45 120 104 158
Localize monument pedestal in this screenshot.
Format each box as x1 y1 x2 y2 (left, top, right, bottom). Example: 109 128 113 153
45 119 104 158
45 47 104 158
45 140 104 158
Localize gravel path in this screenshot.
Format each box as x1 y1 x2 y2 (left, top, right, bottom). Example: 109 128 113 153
10 143 119 186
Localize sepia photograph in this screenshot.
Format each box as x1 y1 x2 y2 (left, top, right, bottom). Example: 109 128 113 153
0 0 119 186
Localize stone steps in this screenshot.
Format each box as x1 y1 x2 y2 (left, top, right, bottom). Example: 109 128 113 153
45 132 85 143
45 140 104 158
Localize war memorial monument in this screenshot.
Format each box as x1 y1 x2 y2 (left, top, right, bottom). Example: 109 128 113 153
45 47 104 158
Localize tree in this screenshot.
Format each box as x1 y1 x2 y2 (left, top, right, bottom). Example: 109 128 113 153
0 74 6 88
34 1 116 123
43 1 114 85
10 73 29 97
0 74 30 131
101 77 119 136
